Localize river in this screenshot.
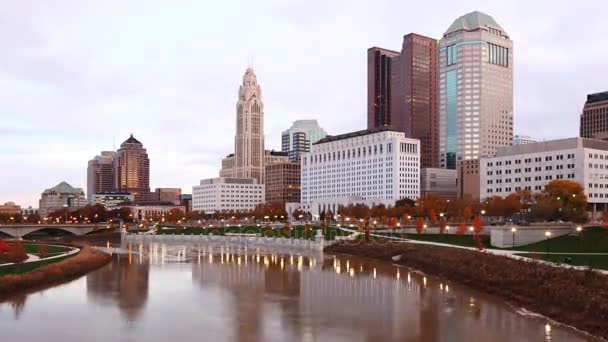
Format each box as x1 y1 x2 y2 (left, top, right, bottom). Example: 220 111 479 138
0 243 600 342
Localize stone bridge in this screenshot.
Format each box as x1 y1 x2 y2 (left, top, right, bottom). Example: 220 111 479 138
0 224 100 238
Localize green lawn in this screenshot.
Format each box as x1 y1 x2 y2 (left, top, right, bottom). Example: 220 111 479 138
133 225 349 241
517 253 608 270
510 226 608 253
369 231 492 248
0 255 73 276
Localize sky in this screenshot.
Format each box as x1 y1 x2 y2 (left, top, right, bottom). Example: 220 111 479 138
1 0 607 207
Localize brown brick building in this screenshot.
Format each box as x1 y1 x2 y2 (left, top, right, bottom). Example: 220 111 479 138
264 162 301 204
580 91 608 140
457 159 480 199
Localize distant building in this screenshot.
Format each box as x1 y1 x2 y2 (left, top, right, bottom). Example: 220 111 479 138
480 137 608 213
513 135 537 145
116 201 185 221
154 188 181 204
39 181 87 217
91 193 134 209
87 151 116 202
439 11 513 169
580 91 608 140
264 150 289 165
0 202 21 215
265 162 301 204
192 177 264 214
220 68 266 183
281 120 328 162
301 127 420 215
180 194 193 213
114 135 150 201
420 168 457 199
457 159 480 199
21 206 39 216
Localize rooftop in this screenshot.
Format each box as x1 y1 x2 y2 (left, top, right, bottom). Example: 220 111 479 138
490 137 608 157
313 126 403 145
586 91 608 104
121 134 143 146
446 11 504 34
44 181 83 194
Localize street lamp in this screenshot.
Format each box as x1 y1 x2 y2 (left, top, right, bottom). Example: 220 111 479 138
576 226 583 251
545 231 552 257
511 227 517 247
481 210 486 215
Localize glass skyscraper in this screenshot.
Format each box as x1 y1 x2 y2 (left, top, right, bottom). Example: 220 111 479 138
438 11 513 169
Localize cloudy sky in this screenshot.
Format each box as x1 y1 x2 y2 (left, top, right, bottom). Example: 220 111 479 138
1 0 606 207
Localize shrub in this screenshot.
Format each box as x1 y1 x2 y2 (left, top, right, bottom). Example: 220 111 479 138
6 242 27 264
0 239 11 254
37 244 49 258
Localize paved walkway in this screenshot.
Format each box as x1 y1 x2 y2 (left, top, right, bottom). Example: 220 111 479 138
335 226 608 275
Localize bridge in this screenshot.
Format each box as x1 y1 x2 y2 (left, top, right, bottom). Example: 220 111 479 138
0 224 108 238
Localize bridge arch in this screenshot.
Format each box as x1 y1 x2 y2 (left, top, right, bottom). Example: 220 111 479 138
0 226 95 238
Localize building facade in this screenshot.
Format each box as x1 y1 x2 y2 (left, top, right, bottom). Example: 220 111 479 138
439 11 513 169
420 168 457 199
400 33 439 168
0 202 21 215
281 120 328 162
180 194 193 213
91 193 134 209
114 135 150 201
220 68 266 184
480 138 608 212
580 91 608 140
265 162 301 204
457 159 480 199
154 188 182 204
87 151 116 202
192 177 264 214
367 47 401 130
264 150 289 166
301 127 420 215
39 181 87 217
116 202 185 221
513 134 537 145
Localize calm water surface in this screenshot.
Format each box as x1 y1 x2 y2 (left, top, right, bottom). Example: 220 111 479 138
0 243 600 342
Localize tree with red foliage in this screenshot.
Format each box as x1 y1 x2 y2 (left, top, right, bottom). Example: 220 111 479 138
472 216 484 234
0 238 11 254
473 234 485 251
389 217 398 231
456 222 467 235
428 209 437 225
415 217 425 234
463 207 473 223
6 241 28 263
439 218 447 234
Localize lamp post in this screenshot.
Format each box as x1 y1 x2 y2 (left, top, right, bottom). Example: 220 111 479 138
545 231 552 258
511 227 517 248
576 225 583 252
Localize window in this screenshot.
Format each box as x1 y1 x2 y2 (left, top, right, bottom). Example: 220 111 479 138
446 45 456 66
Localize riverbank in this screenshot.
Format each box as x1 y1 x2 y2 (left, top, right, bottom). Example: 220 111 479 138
0 246 111 299
325 241 608 340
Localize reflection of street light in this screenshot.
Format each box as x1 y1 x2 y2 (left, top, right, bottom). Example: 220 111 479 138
511 227 517 247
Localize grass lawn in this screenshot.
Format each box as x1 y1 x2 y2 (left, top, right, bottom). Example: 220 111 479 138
134 225 349 241
510 226 608 253
0 254 73 276
369 231 492 248
517 253 608 271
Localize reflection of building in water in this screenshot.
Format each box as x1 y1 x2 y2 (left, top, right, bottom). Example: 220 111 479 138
86 255 150 321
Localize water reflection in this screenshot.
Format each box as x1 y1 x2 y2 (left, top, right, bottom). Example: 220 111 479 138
0 243 600 342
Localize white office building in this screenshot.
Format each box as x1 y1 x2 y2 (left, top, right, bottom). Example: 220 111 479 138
192 177 264 214
480 137 608 211
301 127 420 215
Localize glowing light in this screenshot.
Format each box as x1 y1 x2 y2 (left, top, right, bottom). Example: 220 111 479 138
423 276 427 287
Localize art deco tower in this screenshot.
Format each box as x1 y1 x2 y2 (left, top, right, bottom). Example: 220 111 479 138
114 134 150 201
221 68 266 183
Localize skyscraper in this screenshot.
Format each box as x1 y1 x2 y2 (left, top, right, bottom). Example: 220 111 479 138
580 91 608 140
220 68 265 183
400 33 439 168
114 134 150 201
87 151 116 202
367 47 400 129
281 119 328 162
439 11 513 169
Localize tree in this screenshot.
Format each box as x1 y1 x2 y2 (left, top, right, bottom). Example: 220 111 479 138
456 222 467 235
166 208 186 224
415 217 425 234
439 218 447 234
389 217 398 231
292 208 304 220
463 207 473 223
429 209 437 225
6 241 27 264
401 213 410 226
395 198 415 208
0 239 11 254
472 216 484 234
37 244 49 258
283 221 291 235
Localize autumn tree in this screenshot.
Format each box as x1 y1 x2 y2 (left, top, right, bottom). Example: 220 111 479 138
463 207 473 223
429 209 437 225
37 244 49 258
6 241 27 263
439 217 447 235
389 217 398 231
0 239 11 254
415 217 425 234
456 222 467 235
472 216 484 234
166 208 185 224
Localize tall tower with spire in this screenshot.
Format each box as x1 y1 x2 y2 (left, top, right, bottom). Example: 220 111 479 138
220 68 266 183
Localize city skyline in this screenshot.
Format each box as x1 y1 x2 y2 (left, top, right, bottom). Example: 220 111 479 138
1 1 607 207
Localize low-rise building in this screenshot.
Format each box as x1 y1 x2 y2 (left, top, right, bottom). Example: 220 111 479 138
116 201 185 221
39 181 87 217
301 127 420 215
420 168 457 199
513 134 537 145
180 194 193 213
265 162 301 204
154 188 182 204
480 137 608 213
0 202 21 215
192 177 264 214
